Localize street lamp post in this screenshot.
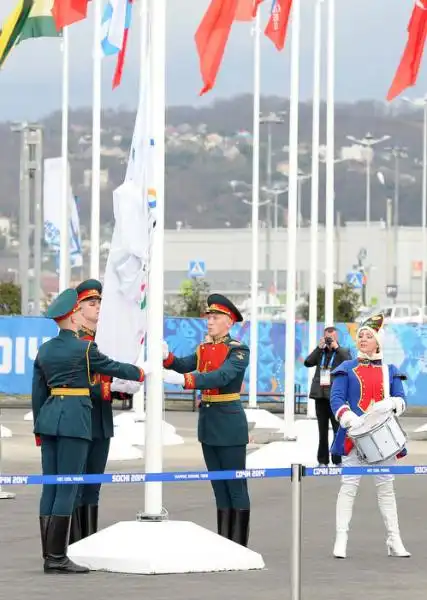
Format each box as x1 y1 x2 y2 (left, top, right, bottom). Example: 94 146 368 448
403 95 427 306
260 112 286 301
384 145 408 299
346 133 390 229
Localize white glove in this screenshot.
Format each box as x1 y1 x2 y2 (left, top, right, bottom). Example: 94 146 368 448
111 379 141 394
391 396 406 417
162 369 185 386
340 410 363 430
370 396 405 417
369 397 394 415
139 361 152 376
162 340 169 360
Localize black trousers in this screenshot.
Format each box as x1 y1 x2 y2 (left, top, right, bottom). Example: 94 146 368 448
315 399 341 465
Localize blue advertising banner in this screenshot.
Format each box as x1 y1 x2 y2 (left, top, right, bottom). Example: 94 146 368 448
1 316 427 405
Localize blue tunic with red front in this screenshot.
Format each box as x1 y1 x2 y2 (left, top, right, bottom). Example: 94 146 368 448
329 358 407 457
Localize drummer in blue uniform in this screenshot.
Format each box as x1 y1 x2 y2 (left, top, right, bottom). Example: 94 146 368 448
32 288 148 574
329 312 410 559
162 293 250 546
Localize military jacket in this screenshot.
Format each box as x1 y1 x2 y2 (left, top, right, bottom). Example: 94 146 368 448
32 329 143 441
78 326 114 440
164 334 249 446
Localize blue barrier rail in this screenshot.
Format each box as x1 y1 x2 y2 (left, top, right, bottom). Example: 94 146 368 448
1 465 427 486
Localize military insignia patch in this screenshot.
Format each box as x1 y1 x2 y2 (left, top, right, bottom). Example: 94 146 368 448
236 352 245 360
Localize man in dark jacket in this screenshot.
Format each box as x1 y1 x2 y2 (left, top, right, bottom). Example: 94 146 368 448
304 326 351 466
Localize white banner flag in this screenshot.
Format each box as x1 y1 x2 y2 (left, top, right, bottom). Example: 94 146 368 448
43 157 83 269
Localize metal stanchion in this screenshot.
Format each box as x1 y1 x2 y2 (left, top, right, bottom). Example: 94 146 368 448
0 409 16 499
291 464 303 600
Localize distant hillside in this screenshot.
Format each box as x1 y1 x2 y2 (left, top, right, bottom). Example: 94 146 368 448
0 95 424 230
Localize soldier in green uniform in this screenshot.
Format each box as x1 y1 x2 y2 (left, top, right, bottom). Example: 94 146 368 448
69 279 135 544
162 293 250 546
32 288 148 574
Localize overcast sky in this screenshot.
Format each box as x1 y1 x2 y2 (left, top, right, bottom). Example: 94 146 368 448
0 0 422 120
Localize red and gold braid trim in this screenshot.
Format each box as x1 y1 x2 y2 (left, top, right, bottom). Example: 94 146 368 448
100 375 112 401
55 303 79 322
139 368 145 382
184 373 196 389
78 289 102 302
206 303 236 322
163 352 175 368
336 405 350 421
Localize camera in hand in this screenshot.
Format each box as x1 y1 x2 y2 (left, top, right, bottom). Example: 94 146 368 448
325 336 333 346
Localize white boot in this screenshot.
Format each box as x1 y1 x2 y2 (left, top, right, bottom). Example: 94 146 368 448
377 481 411 558
333 483 358 558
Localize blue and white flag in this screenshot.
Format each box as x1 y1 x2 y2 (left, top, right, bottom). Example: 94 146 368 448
101 0 128 56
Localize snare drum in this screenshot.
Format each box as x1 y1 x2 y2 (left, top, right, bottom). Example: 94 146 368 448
348 411 407 464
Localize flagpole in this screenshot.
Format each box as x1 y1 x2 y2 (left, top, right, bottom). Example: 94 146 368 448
90 0 102 279
324 0 335 326
283 0 300 440
307 0 323 420
144 0 166 518
249 5 261 410
132 0 149 420
59 26 70 292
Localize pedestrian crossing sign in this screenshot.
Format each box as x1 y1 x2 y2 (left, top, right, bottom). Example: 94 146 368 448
188 261 206 278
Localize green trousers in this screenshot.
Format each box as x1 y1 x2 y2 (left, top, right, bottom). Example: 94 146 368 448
202 443 250 509
39 435 89 516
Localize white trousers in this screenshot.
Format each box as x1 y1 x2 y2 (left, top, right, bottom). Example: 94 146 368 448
341 449 395 486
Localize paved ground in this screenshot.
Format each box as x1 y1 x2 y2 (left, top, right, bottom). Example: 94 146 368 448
0 410 426 599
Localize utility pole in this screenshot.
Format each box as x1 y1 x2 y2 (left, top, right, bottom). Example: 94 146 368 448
11 122 43 315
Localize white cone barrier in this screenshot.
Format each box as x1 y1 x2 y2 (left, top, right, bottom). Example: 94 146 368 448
107 437 143 462
411 422 427 441
113 411 177 437
246 419 334 468
68 520 264 574
0 425 12 438
114 420 184 446
244 408 286 432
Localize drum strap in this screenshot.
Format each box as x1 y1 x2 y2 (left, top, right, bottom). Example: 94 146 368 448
382 364 390 399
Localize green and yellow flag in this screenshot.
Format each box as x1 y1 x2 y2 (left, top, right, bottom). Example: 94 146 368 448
18 0 60 43
0 0 34 68
0 0 60 69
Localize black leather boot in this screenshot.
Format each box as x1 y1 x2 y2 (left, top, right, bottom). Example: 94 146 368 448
81 505 98 538
39 516 50 558
217 508 232 538
44 515 89 574
230 509 250 547
68 507 83 544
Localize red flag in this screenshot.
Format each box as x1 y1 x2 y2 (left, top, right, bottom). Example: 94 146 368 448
265 0 292 51
195 0 238 96
252 0 264 17
387 1 427 101
51 0 90 30
235 0 254 21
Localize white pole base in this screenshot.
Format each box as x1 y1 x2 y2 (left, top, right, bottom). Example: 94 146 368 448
0 425 12 438
246 419 333 468
244 408 286 432
0 491 16 499
68 520 265 574
107 437 143 462
24 411 33 421
114 420 184 447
